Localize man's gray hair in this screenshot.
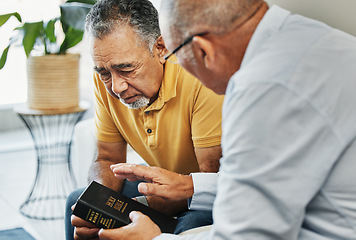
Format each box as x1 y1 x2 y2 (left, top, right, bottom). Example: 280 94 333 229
85 0 160 52
161 0 263 39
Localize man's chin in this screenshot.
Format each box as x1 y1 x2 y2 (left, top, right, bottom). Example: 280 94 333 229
120 97 150 109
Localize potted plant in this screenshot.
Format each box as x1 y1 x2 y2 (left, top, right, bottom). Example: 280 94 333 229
0 0 95 111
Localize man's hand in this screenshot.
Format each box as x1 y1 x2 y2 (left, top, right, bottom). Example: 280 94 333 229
71 205 101 240
98 211 161 240
71 215 101 240
146 195 188 216
110 163 194 201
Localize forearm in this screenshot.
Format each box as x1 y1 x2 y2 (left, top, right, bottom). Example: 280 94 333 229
90 140 128 192
195 146 221 173
89 159 125 192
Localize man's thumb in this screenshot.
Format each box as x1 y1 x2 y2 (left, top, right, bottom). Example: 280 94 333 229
98 228 115 240
129 211 143 221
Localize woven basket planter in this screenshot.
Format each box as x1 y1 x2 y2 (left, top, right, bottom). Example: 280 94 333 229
27 54 80 110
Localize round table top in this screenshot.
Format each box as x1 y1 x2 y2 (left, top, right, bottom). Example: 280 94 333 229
13 101 90 116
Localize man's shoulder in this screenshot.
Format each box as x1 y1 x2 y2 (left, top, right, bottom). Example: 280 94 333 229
173 64 203 91
164 62 222 104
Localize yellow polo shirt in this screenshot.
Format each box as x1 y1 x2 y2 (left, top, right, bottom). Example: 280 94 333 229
94 61 224 175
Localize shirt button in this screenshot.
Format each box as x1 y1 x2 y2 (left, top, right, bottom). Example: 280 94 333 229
147 129 152 134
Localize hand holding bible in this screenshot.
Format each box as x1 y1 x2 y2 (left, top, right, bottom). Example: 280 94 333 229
98 211 161 240
71 205 101 240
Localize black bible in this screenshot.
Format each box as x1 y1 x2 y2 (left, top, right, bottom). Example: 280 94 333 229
72 181 177 233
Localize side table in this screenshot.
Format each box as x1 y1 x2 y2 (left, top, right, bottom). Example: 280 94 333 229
14 102 89 220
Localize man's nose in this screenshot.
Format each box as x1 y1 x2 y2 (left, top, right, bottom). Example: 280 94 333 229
111 76 128 95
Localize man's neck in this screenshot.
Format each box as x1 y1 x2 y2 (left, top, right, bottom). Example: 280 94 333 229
222 1 269 72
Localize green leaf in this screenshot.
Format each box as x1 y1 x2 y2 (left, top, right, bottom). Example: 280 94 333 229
0 12 22 27
0 45 10 70
0 35 22 70
60 2 93 31
45 19 57 43
21 21 44 57
59 27 83 53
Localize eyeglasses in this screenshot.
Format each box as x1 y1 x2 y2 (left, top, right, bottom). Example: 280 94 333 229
164 32 207 61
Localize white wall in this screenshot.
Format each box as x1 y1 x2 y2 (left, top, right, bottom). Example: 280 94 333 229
153 0 355 36
150 0 161 10
265 0 356 36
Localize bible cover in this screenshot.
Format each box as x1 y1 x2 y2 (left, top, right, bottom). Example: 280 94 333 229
73 181 177 233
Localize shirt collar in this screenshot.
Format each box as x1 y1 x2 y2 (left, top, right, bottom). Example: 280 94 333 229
241 5 291 68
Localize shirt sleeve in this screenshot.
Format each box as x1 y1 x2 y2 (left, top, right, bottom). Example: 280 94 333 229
191 83 224 148
188 173 218 211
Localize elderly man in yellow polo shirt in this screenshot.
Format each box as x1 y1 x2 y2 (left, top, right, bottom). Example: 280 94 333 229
64 0 223 239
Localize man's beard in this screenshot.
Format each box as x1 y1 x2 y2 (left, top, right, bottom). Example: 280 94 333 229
119 96 150 109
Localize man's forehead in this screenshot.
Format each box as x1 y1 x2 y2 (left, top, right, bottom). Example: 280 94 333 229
91 27 146 54
90 24 141 46
91 41 141 71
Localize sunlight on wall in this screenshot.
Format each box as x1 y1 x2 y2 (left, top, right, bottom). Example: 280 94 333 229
266 0 356 37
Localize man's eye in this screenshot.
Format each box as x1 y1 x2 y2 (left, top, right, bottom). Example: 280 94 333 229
99 73 111 82
120 69 133 75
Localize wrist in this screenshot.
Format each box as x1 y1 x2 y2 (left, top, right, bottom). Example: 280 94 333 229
183 174 194 199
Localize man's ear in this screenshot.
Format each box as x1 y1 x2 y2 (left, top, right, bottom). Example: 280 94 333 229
155 36 168 64
192 36 215 70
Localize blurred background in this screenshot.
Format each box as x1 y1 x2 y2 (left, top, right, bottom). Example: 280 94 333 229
0 0 355 239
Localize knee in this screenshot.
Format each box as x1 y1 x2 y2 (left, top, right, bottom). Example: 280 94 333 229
66 188 85 209
185 210 213 226
174 210 213 234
